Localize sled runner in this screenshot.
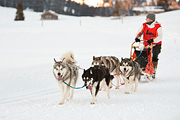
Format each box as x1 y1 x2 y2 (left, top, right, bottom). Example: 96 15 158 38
130 40 154 80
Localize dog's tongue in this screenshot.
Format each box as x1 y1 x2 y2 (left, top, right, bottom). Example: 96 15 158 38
123 71 126 76
88 84 92 91
58 76 62 81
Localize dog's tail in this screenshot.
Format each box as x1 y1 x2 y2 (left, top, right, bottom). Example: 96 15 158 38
61 51 77 64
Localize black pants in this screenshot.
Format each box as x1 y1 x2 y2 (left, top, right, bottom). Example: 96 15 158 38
152 44 162 62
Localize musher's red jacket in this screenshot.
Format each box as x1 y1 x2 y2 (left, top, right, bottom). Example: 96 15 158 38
135 21 162 46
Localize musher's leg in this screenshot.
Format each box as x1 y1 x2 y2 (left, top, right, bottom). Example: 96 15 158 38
152 45 162 79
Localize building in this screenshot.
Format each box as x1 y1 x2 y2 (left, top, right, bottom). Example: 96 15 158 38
41 10 58 20
133 6 164 15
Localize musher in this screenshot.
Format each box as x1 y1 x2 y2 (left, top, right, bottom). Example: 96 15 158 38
135 13 163 79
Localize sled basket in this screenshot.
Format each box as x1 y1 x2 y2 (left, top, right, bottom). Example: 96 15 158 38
130 40 154 75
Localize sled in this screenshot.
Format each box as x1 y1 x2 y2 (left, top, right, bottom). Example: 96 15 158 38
130 40 154 80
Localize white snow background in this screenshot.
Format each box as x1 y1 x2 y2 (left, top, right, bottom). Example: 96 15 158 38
0 6 180 120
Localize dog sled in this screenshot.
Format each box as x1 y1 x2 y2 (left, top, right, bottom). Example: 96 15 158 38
130 40 154 80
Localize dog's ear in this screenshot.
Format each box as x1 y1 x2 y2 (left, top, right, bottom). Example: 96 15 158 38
54 58 57 63
100 56 103 61
89 68 93 75
93 56 96 60
130 58 133 62
121 57 123 61
61 58 65 63
90 69 93 74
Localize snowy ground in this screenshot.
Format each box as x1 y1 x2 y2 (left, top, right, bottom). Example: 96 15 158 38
0 6 180 120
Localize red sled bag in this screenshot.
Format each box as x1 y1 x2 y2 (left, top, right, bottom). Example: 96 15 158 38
144 52 154 75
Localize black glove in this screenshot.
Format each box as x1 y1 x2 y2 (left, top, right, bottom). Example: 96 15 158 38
135 38 140 42
147 38 154 44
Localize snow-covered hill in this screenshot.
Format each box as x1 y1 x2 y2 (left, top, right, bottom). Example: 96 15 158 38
0 6 180 120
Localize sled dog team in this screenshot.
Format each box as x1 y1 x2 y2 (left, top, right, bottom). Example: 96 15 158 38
53 52 142 105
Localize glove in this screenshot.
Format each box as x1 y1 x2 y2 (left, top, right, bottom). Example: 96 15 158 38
135 38 140 42
143 38 154 46
147 38 153 44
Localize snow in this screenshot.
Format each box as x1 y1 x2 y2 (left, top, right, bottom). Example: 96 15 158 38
0 6 180 120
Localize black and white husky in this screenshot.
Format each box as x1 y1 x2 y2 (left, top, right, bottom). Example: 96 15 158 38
82 65 114 104
53 52 78 105
120 58 141 94
92 56 121 89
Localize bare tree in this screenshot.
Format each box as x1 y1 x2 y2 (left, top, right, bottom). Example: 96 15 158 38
157 0 169 11
113 0 121 16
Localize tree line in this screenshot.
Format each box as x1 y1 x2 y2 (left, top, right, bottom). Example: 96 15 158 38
0 0 113 16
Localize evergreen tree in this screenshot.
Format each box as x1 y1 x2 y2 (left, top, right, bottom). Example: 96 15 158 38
14 0 25 21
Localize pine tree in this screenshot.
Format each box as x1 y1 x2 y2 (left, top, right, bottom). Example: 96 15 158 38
14 1 25 21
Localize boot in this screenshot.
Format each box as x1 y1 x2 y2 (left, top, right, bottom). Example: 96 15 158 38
152 61 158 79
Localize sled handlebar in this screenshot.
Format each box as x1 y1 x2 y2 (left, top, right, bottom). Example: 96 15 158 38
130 40 153 58
131 40 153 49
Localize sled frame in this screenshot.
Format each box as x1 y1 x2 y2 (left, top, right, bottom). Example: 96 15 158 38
130 40 153 73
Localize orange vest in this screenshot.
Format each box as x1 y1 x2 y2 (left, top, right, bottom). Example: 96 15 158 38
143 23 162 45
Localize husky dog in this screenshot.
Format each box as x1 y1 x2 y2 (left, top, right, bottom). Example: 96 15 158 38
92 56 121 89
120 58 141 94
53 52 78 105
82 65 114 104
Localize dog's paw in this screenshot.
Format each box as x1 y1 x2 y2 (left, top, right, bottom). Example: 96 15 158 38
115 86 119 89
125 92 130 94
109 83 113 89
59 101 64 105
90 101 95 104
